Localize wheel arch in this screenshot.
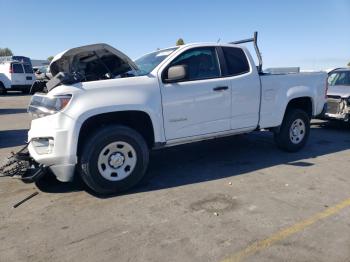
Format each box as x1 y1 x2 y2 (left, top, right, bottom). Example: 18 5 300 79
285 96 313 119
77 110 157 156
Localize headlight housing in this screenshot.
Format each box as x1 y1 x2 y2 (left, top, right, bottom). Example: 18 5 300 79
31 138 54 154
28 94 72 118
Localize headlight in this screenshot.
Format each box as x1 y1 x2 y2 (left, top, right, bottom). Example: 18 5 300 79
28 94 72 117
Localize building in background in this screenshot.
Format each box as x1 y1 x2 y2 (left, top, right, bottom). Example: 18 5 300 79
31 59 49 67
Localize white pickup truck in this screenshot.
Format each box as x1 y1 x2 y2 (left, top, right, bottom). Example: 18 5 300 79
27 33 327 194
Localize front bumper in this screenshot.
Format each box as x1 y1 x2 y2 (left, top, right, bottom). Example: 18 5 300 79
324 112 349 121
28 112 78 182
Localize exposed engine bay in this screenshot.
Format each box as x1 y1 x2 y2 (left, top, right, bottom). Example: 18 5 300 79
325 96 350 121
324 69 350 122
47 44 139 91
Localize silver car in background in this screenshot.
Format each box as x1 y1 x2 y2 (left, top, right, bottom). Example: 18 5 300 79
325 68 350 122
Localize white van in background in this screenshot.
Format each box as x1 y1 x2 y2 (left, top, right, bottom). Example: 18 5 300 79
0 56 35 94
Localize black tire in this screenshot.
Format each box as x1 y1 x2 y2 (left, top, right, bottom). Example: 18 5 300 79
22 88 30 94
274 109 310 152
78 125 149 194
0 83 6 95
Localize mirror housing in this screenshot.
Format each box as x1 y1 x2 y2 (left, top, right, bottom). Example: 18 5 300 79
165 65 187 83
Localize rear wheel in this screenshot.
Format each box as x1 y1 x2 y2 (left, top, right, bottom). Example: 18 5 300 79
78 125 149 194
274 109 310 152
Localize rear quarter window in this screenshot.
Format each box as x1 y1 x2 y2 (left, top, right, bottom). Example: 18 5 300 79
12 63 24 73
23 64 33 74
222 47 250 76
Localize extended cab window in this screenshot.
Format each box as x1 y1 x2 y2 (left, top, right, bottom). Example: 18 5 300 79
222 47 250 76
23 64 33 74
169 47 220 81
12 63 24 73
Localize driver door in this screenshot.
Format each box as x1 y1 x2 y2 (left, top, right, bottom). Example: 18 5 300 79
160 47 231 140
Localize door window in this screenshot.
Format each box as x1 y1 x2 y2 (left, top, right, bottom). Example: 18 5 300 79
23 64 33 74
168 47 220 81
12 63 24 73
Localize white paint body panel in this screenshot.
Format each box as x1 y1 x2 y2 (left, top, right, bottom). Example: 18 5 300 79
27 42 327 182
259 72 327 128
161 77 231 140
227 49 261 130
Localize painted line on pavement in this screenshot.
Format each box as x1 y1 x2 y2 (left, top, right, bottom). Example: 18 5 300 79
221 197 350 262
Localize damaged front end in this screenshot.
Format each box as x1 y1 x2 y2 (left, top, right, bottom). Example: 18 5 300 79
0 144 48 182
46 43 139 91
325 96 350 121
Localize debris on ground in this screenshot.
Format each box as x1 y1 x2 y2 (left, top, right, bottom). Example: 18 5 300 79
12 191 39 208
0 151 30 178
0 145 47 182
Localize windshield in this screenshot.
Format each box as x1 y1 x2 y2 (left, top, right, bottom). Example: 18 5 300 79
134 47 178 75
38 66 48 73
328 71 350 86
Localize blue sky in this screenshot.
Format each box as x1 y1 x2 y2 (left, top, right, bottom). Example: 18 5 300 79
0 0 349 70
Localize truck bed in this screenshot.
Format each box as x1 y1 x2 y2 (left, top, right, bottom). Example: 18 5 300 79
259 72 327 128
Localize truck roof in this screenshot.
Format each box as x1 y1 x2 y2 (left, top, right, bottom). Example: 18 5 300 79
167 42 243 49
330 67 350 73
0 56 32 65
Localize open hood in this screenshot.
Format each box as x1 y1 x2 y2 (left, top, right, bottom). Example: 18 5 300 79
49 43 139 80
328 85 350 98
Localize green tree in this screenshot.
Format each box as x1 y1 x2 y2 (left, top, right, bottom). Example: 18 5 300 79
0 48 13 56
47 56 54 62
176 38 185 46
348 61 350 67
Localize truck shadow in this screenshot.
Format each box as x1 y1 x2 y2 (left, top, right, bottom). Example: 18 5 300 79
0 92 29 97
0 129 28 149
0 108 28 115
35 121 350 197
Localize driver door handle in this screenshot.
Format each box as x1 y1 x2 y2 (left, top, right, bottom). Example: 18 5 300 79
213 86 229 91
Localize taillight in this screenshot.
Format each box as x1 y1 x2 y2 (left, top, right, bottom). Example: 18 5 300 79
325 79 328 99
9 65 13 73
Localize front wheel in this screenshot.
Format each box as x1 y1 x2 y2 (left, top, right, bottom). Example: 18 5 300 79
78 125 149 194
274 109 310 152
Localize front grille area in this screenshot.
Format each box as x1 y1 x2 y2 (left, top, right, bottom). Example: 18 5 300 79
326 97 341 114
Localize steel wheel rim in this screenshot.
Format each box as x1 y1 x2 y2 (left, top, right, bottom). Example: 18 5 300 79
97 141 137 181
289 118 306 144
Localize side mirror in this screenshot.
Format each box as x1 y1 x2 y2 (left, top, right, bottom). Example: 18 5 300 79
165 65 187 83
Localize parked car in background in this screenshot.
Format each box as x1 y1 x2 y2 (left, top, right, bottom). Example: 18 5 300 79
26 32 327 194
35 65 52 81
0 56 35 94
324 68 350 122
30 65 53 93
